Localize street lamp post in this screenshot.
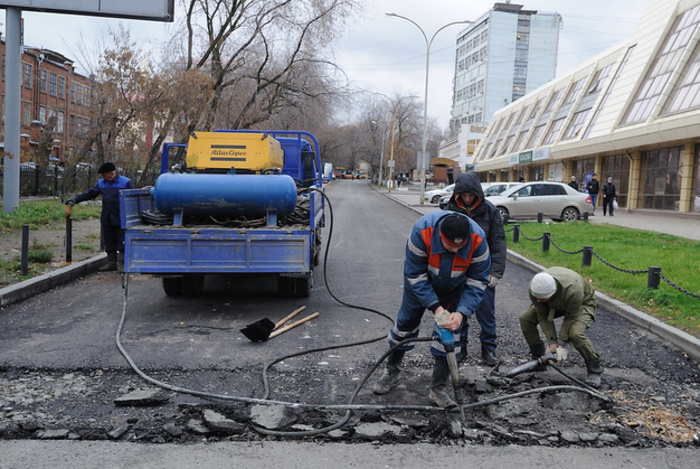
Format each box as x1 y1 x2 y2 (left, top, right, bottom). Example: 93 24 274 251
386 12 472 204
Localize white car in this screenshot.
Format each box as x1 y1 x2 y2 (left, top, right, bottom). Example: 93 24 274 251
488 181 594 222
438 182 523 209
425 183 455 204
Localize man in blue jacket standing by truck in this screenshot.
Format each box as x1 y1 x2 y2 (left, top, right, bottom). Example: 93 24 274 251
446 172 507 366
65 162 134 271
372 212 491 408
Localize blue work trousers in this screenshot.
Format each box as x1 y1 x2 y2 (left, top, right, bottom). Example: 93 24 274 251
461 285 496 351
388 288 466 360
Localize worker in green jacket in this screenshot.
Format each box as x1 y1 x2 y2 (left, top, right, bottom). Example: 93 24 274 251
519 266 604 387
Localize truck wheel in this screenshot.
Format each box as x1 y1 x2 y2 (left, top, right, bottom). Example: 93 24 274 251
277 276 295 296
162 276 184 296
294 276 312 298
182 275 205 296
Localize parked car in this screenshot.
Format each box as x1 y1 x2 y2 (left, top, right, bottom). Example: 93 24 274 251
437 181 523 209
487 181 593 222
425 183 455 204
482 182 522 197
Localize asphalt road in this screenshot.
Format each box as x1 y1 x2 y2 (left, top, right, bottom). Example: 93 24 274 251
1 180 699 467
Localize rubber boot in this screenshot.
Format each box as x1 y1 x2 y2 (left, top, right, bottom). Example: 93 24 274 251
585 360 605 388
100 252 118 272
372 349 406 395
529 343 547 371
428 358 457 408
482 346 500 366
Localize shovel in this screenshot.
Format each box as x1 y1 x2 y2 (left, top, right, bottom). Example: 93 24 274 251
241 306 307 342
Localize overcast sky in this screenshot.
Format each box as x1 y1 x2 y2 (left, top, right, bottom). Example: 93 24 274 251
4 0 649 128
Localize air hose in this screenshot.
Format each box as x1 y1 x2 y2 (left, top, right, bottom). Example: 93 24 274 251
116 185 609 439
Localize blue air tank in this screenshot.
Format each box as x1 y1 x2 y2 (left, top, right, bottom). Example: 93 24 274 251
151 172 298 218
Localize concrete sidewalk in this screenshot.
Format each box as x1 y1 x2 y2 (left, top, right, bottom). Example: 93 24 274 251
380 184 700 362
383 186 700 241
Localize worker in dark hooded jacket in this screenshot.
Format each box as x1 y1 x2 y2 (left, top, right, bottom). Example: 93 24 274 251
446 172 507 365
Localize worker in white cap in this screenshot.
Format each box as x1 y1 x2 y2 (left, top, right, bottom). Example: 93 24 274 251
519 267 604 387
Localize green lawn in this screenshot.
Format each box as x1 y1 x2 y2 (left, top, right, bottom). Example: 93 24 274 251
505 220 700 336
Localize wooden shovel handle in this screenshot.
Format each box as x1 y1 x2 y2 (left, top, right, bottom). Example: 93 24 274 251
274 306 306 329
269 312 320 339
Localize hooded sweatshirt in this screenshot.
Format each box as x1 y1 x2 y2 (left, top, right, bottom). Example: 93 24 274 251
446 172 507 279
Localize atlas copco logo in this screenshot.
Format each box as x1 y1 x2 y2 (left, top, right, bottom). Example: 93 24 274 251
211 149 247 157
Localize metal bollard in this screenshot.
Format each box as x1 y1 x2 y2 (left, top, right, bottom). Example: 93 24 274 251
537 212 543 223
582 211 588 221
513 224 520 243
542 232 550 252
502 214 509 225
66 217 73 263
21 225 29 276
647 266 661 290
582 245 592 267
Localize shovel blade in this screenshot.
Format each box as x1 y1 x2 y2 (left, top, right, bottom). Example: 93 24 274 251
240 318 276 341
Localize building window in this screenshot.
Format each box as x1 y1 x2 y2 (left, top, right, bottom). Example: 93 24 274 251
563 109 590 140
49 73 57 96
23 63 32 89
71 82 76 103
583 46 636 140
563 78 585 105
586 64 613 95
544 88 564 113
2 55 4 81
58 111 65 133
40 70 47 94
23 102 31 126
526 124 546 149
623 5 700 124
39 105 46 123
542 118 565 145
639 147 683 210
58 77 66 99
512 130 530 152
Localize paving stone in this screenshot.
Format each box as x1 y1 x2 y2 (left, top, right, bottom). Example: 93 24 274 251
114 389 170 407
202 409 245 434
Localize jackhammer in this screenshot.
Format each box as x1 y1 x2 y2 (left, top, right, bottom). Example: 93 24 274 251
436 325 466 422
502 353 557 378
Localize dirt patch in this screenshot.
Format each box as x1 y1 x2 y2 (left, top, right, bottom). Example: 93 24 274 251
0 217 103 286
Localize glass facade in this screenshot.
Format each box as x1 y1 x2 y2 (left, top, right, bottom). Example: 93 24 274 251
602 154 630 207
638 146 683 210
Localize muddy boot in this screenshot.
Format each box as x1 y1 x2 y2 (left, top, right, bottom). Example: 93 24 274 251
529 343 547 371
482 346 500 366
585 360 605 388
99 252 118 272
428 358 457 408
372 349 406 395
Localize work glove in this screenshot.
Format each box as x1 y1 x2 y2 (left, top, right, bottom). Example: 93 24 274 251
434 309 450 328
548 343 568 363
488 275 500 288
64 200 74 218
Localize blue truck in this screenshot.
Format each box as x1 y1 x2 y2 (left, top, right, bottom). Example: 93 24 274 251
119 130 325 297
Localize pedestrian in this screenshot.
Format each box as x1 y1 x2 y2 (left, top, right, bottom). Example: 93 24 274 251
519 267 604 387
602 176 617 216
568 175 578 191
586 173 600 214
519 176 525 182
445 172 506 366
64 162 134 271
372 212 491 408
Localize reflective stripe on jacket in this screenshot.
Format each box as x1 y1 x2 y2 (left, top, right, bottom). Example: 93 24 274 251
404 210 491 318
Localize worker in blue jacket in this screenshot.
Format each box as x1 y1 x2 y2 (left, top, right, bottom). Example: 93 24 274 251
373 211 491 408
65 162 134 271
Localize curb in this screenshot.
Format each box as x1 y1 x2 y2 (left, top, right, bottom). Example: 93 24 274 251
381 187 700 363
0 253 107 308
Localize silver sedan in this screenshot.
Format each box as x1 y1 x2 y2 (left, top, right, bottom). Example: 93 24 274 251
488 181 594 222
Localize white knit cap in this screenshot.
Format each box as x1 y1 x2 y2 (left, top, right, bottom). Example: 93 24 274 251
530 272 556 299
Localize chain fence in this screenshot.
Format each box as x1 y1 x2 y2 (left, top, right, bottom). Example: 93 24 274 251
507 222 699 300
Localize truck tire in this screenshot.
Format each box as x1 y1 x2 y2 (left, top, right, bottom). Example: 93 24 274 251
277 275 295 296
162 276 184 296
182 275 205 295
294 276 312 298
